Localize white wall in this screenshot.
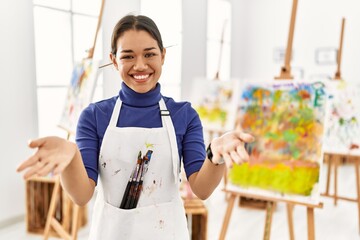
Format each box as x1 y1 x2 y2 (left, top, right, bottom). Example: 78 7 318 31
230 0 360 83
181 0 208 101
0 0 38 225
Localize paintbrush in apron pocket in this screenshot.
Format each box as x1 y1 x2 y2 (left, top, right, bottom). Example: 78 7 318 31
131 150 153 208
119 151 142 209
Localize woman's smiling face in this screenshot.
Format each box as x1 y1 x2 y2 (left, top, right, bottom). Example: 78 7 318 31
111 29 166 93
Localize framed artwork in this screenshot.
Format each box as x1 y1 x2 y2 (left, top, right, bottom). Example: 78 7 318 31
315 47 337 65
323 80 360 155
227 80 328 205
273 47 293 63
58 59 99 134
190 77 239 132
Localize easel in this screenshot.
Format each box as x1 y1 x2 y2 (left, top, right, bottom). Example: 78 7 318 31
214 19 228 80
219 0 324 239
321 152 360 232
321 17 360 233
42 1 105 239
334 18 345 80
219 190 323 240
275 0 298 80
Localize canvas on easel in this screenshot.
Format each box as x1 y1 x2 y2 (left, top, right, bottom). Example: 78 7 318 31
58 59 99 135
227 79 328 205
190 77 239 133
323 80 360 155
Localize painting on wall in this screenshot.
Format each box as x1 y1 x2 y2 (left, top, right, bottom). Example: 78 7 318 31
58 59 99 135
227 80 328 205
323 80 360 155
190 77 239 132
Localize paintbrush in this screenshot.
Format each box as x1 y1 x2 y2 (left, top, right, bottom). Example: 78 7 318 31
128 163 144 209
124 151 144 209
120 151 142 209
131 150 153 208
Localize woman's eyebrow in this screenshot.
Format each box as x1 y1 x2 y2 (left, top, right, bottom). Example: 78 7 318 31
144 47 156 51
120 49 133 53
120 47 156 53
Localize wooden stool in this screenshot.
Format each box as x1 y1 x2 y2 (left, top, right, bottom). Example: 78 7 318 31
25 176 87 238
183 197 208 240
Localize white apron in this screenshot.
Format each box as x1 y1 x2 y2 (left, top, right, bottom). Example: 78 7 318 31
88 98 189 240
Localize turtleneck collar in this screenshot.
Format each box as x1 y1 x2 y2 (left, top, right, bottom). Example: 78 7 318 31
119 82 162 107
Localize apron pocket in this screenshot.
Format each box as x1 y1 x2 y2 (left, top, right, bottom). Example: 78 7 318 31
95 200 180 240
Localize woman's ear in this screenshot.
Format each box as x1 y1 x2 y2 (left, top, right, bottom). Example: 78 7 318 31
109 53 118 70
161 48 166 65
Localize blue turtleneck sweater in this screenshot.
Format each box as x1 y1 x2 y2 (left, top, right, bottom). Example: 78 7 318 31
76 82 206 184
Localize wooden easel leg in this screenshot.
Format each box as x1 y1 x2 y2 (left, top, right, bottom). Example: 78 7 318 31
43 179 61 239
334 156 339 206
286 204 295 240
219 194 236 240
325 154 332 195
263 201 275 240
307 207 315 240
354 159 360 233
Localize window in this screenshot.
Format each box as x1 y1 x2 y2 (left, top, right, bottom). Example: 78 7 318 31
33 0 103 137
207 0 231 80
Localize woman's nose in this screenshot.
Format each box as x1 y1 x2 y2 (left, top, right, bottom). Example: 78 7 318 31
133 57 148 70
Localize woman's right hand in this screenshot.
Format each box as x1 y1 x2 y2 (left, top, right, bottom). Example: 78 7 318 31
17 136 77 179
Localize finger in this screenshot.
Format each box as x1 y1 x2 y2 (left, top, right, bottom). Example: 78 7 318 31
23 160 44 179
28 137 47 148
222 152 233 168
230 150 242 165
236 145 250 161
237 132 255 143
36 161 56 177
17 154 41 172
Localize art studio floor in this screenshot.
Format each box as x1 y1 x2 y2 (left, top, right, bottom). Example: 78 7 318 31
0 163 359 240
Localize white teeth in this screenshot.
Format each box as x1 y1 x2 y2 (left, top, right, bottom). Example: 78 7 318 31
133 74 149 80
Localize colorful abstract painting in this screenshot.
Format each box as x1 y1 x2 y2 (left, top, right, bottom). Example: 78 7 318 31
227 80 327 204
323 80 360 155
190 77 239 132
58 59 99 134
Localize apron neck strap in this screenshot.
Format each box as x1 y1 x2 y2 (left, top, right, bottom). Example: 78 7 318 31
159 98 180 184
109 98 122 127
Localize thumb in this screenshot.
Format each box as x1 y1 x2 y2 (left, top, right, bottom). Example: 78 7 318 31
237 132 255 143
28 137 47 148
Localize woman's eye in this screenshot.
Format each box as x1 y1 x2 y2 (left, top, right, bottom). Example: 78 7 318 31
145 52 156 58
120 55 133 60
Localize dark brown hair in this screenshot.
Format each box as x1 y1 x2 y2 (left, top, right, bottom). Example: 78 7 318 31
111 14 164 55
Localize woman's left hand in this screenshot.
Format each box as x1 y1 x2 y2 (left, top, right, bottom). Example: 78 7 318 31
210 131 255 168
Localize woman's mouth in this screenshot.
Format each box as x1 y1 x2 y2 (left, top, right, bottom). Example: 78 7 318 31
132 74 151 82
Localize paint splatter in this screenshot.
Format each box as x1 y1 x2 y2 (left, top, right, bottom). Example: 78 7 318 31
145 142 155 148
101 162 106 168
112 169 121 175
159 220 164 229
